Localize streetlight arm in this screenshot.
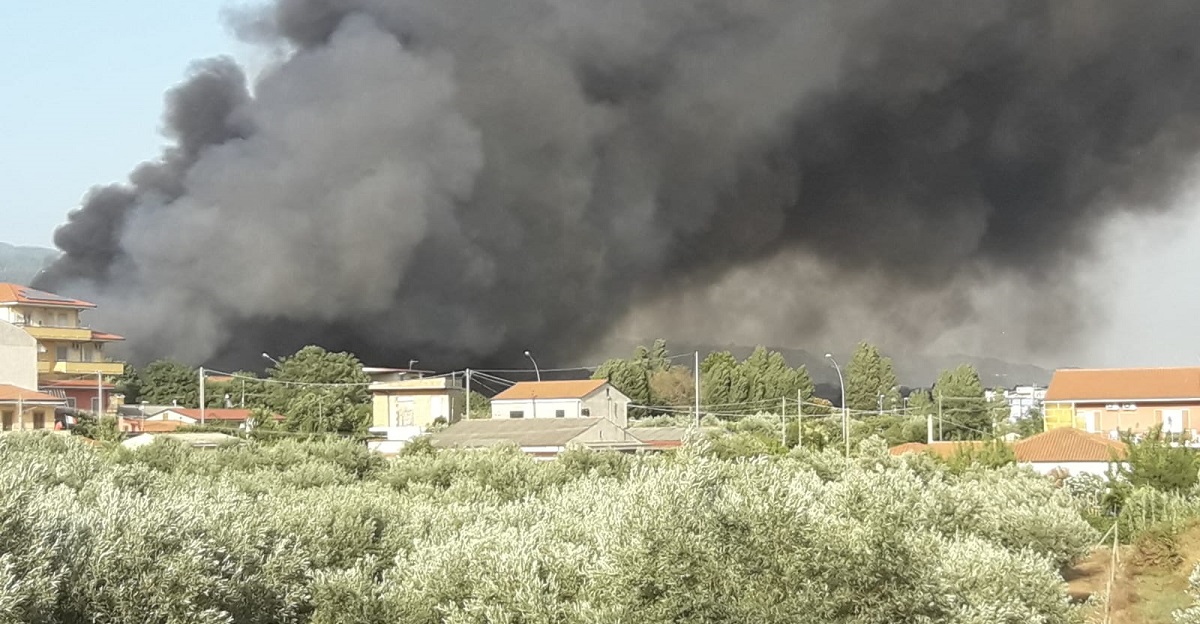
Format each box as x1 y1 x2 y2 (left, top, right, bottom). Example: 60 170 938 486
523 351 541 382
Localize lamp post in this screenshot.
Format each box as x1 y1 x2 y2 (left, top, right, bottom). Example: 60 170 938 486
826 353 849 458
261 352 282 367
523 350 541 382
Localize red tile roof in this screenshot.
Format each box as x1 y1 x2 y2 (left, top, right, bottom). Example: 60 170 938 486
0 385 65 403
493 380 609 401
0 283 95 309
888 440 987 458
1045 367 1200 402
1012 428 1127 463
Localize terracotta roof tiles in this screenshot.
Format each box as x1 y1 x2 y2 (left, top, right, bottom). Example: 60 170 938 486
493 380 609 401
0 385 65 403
1012 427 1127 462
0 283 95 309
1045 367 1200 402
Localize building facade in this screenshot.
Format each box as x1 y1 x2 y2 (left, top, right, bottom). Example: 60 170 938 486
0 284 124 413
0 320 37 390
1044 367 1200 437
490 380 631 427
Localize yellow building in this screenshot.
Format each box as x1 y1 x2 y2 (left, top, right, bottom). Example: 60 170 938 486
0 384 65 431
0 284 125 413
370 376 465 430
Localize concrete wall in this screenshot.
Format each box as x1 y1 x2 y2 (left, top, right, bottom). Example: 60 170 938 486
582 389 629 428
0 320 37 389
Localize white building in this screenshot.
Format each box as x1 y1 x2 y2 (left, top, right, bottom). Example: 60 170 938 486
491 380 630 428
984 385 1047 421
0 320 37 390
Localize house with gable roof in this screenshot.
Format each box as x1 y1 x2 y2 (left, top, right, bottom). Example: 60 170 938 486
490 380 631 427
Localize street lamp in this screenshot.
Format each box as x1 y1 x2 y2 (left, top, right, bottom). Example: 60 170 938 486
262 352 282 367
826 353 849 458
523 350 541 382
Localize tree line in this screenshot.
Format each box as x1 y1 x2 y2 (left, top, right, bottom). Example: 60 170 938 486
114 345 371 434
593 340 1041 444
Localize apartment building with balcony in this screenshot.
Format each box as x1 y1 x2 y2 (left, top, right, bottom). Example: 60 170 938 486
0 284 125 413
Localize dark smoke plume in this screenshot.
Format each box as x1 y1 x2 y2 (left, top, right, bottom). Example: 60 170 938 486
36 0 1200 369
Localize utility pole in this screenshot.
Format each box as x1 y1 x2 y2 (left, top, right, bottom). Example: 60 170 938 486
795 390 803 451
96 372 103 417
781 397 787 448
937 392 943 441
694 351 700 428
199 366 206 426
465 369 471 419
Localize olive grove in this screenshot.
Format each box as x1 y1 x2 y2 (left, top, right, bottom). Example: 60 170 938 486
0 434 1092 623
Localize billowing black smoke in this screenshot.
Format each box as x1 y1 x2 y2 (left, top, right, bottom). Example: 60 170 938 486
36 0 1200 369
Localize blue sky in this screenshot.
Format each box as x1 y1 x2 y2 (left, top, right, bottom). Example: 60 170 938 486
0 1 242 247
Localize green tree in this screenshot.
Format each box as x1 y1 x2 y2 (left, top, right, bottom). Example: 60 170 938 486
467 391 491 419
905 389 935 419
700 351 744 409
933 365 989 440
648 367 694 408
114 363 141 405
1120 425 1200 493
136 360 199 406
1017 408 1045 438
844 341 900 412
593 358 651 417
268 346 371 434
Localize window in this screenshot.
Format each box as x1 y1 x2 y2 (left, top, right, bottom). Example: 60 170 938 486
555 409 565 418
32 412 44 430
82 345 93 362
1 411 11 431
55 346 68 361
509 410 525 419
65 398 76 408
56 313 67 327
581 408 591 417
90 397 100 414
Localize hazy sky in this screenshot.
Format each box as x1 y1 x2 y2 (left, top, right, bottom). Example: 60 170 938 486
3 2 1200 370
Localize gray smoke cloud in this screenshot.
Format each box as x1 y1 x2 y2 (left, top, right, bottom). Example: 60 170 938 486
35 0 1200 369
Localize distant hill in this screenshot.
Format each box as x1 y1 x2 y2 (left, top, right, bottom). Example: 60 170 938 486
0 243 57 285
589 340 1053 391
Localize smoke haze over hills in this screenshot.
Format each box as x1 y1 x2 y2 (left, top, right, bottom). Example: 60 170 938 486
32 0 1200 370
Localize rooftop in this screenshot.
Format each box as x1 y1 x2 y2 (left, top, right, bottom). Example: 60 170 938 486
0 283 95 309
165 408 282 422
1013 427 1127 463
1045 367 1200 402
0 384 65 403
493 379 608 401
887 440 987 458
432 418 618 448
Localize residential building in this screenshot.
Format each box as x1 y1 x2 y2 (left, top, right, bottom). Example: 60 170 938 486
0 384 66 432
490 380 630 427
0 320 37 390
1043 367 1200 436
367 375 465 454
984 385 1047 421
1012 427 1127 477
0 284 125 413
430 418 648 459
142 408 281 429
